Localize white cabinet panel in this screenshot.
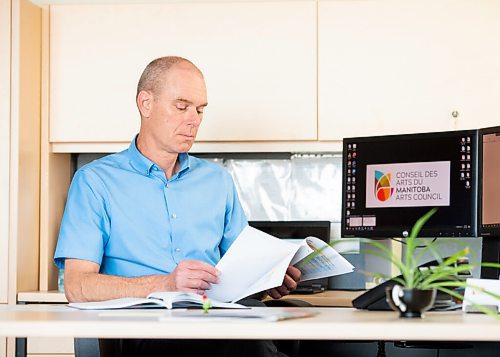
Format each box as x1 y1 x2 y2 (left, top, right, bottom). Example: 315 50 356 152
50 2 317 143
318 0 500 140
0 337 5 357
27 337 74 354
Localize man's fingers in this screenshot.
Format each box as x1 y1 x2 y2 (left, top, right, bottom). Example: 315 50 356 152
176 260 219 280
286 266 301 282
276 285 290 296
187 278 211 291
183 260 219 274
282 274 298 291
267 288 282 300
180 287 206 295
181 269 219 284
170 260 220 292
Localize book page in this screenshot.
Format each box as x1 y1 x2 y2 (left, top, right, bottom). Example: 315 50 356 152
68 293 247 310
68 297 166 310
148 292 247 309
229 251 296 303
293 237 354 281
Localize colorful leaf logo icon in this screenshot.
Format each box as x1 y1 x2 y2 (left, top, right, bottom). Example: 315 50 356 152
375 170 394 202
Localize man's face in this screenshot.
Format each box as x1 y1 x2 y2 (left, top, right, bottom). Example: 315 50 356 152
146 63 208 153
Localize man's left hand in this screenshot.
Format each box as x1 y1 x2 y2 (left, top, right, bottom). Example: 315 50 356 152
266 265 301 299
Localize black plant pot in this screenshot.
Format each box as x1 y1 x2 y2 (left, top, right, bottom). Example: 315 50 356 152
386 285 436 318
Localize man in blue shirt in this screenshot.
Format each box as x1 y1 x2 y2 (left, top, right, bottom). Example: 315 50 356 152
54 56 300 356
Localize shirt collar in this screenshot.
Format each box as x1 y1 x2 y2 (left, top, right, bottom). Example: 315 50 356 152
177 152 191 177
128 134 191 177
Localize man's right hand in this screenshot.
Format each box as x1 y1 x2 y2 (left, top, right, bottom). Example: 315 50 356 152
166 260 220 295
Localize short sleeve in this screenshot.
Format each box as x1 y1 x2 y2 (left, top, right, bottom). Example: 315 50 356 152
54 168 111 269
219 173 248 256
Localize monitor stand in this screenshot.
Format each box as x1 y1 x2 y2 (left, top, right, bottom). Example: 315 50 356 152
481 236 500 279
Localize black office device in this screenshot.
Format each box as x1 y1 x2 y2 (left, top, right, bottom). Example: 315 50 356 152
341 130 478 239
478 126 500 279
352 258 465 311
248 220 331 294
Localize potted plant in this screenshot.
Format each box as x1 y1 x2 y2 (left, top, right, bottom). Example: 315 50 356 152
361 207 500 318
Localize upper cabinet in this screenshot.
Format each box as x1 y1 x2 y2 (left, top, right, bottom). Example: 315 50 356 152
49 1 317 143
48 0 500 147
318 0 500 140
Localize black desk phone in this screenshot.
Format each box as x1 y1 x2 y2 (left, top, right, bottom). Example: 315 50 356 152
352 277 398 310
352 258 465 310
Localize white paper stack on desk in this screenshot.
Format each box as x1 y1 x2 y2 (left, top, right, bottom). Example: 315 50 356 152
462 278 500 313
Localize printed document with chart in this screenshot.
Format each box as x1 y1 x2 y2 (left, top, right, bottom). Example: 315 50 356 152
206 226 354 303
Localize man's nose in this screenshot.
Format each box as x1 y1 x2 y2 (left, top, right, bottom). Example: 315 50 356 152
186 107 201 127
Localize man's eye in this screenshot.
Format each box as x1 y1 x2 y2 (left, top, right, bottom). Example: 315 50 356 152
197 109 204 114
176 105 187 111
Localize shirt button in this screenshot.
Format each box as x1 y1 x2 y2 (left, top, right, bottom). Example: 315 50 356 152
171 213 177 219
175 248 181 252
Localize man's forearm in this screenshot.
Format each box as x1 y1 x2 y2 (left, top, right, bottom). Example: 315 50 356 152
67 272 172 302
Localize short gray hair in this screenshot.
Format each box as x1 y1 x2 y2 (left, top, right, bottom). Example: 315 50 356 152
136 56 202 99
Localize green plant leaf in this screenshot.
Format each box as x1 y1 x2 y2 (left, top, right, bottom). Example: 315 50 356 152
409 207 439 239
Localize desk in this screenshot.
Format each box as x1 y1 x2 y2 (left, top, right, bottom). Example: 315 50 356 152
281 290 365 307
2 305 500 342
18 289 365 307
14 290 360 356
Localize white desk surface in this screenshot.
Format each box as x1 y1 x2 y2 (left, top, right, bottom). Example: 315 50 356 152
1 305 499 342
18 290 364 307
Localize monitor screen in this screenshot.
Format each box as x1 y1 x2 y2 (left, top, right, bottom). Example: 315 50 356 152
479 126 500 236
341 130 478 238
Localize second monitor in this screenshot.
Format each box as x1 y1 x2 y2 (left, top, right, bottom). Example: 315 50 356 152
341 130 478 239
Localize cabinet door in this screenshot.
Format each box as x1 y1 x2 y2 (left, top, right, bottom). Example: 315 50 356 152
449 1 500 130
27 337 74 355
50 2 317 143
319 0 500 140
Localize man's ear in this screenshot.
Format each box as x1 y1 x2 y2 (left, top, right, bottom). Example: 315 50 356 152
137 90 153 118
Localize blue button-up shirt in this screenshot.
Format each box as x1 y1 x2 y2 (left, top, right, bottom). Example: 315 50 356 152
54 137 247 277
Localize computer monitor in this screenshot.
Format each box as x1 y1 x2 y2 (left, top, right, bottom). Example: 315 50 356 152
478 126 500 278
341 130 478 238
479 126 500 236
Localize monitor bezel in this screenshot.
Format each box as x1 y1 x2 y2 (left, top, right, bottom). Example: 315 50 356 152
341 129 478 239
248 220 331 243
478 126 500 237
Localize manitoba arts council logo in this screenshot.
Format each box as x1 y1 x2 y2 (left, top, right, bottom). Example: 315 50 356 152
375 170 394 202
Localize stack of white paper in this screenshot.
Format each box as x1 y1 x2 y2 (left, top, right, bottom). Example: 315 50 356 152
462 278 500 313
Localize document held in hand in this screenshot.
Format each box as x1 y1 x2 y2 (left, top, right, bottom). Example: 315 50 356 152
67 292 247 310
206 225 355 303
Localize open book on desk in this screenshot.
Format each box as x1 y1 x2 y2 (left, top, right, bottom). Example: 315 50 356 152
68 292 247 310
207 225 354 303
